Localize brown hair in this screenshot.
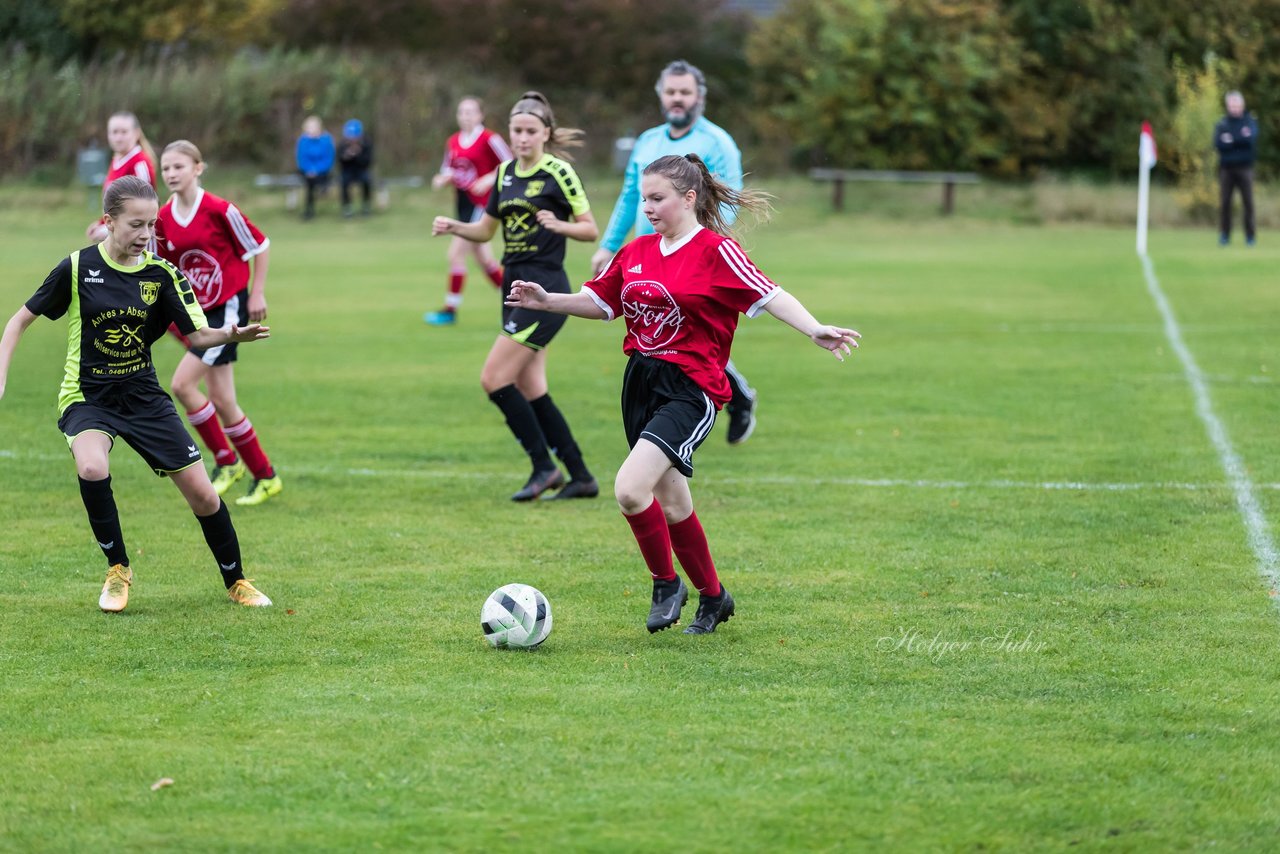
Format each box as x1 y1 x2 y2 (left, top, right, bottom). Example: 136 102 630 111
109 111 157 176
103 175 158 217
642 153 772 235
509 91 584 158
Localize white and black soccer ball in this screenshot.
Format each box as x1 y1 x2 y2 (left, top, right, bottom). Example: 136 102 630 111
481 584 552 649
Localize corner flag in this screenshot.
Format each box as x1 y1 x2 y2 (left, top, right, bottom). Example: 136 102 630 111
1136 122 1157 255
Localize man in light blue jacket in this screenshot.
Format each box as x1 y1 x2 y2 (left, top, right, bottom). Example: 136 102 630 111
591 60 759 444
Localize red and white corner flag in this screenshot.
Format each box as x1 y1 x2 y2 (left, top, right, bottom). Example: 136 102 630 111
1136 121 1157 255
1139 121 1158 171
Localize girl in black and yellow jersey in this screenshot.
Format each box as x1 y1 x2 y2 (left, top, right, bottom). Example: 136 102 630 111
0 177 274 613
433 91 599 502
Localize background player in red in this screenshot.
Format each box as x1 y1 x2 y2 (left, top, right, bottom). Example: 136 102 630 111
158 140 283 507
86 111 157 242
432 92 599 502
425 97 512 325
0 176 273 613
506 154 859 634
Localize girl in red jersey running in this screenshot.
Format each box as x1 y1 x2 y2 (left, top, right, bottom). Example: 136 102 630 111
157 140 282 507
86 111 157 242
506 154 859 635
425 97 512 325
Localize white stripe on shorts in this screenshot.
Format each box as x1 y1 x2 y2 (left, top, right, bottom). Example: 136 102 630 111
200 293 241 366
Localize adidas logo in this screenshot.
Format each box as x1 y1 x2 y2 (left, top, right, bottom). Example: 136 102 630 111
628 264 643 274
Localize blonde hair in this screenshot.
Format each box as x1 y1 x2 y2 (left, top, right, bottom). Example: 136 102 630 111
103 175 157 218
509 91 584 159
109 111 157 177
642 154 772 235
163 139 204 164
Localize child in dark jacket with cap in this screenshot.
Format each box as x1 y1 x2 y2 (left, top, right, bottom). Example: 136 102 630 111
339 118 374 217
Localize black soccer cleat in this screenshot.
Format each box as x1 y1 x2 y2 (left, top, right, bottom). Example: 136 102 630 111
725 398 757 445
511 468 565 502
544 477 599 500
646 576 689 633
683 587 735 634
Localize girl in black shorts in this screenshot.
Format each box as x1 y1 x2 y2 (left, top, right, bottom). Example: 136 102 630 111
432 92 599 502
505 154 859 634
0 176 274 613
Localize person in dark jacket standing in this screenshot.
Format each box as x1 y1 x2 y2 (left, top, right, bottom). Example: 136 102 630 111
339 118 374 218
1215 91 1258 246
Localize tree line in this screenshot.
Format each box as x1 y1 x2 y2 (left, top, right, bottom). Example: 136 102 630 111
1 0 1274 181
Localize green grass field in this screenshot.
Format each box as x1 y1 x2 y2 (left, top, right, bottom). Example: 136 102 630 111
2 178 1279 851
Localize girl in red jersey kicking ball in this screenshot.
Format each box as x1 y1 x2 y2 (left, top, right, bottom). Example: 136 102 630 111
86 112 157 242
157 140 283 507
505 154 859 635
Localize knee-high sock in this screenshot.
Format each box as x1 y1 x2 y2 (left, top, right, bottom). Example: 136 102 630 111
623 498 676 581
78 475 129 567
446 268 466 309
187 401 237 466
196 500 245 588
224 416 274 480
485 264 504 288
488 384 554 471
529 393 591 482
668 511 721 596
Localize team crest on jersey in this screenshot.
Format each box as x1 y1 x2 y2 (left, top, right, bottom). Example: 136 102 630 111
621 280 684 351
139 281 160 305
523 180 545 198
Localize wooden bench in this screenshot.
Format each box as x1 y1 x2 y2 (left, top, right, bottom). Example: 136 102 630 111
809 168 980 215
253 173 424 210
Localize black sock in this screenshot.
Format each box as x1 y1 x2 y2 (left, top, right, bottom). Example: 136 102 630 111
78 476 129 567
488 384 554 472
196 500 245 588
530 393 591 482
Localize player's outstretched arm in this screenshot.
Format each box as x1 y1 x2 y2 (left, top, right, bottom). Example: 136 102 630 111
762 291 860 361
188 323 270 350
432 213 499 244
505 281 608 320
0 307 38 402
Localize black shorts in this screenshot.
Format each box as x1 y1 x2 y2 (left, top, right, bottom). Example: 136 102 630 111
188 291 244 367
59 387 203 476
621 353 717 478
456 190 484 223
500 264 569 350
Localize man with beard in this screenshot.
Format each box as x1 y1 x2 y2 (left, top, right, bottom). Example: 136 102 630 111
591 60 761 445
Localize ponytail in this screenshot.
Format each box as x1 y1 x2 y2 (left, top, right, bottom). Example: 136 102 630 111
642 153 772 236
509 91 585 159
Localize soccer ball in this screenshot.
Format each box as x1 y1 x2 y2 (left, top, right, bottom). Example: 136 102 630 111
481 583 552 649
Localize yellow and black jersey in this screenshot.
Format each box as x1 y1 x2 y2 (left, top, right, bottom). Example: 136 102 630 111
25 243 208 414
486 154 591 269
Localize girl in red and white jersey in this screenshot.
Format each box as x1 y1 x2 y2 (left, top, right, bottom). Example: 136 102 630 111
505 154 859 636
425 97 512 325
157 140 282 507
86 112 157 242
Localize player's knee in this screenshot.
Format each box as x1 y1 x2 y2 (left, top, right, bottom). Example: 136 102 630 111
76 460 109 481
187 485 221 516
613 479 650 515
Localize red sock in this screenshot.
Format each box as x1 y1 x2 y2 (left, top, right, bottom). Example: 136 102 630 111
485 265 504 288
224 416 274 480
669 511 721 596
187 402 237 466
623 498 675 580
446 270 465 309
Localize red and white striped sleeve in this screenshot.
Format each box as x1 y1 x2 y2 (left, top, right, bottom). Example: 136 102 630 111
714 238 781 317
225 203 269 261
488 132 512 162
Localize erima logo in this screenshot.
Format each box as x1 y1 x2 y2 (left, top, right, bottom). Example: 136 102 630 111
88 269 100 276
504 320 518 333
628 264 643 274
187 445 200 458
84 269 105 283
97 541 114 550
219 562 238 571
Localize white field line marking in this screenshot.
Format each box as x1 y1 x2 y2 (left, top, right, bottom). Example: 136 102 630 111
1141 253 1279 589
3 448 1279 492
